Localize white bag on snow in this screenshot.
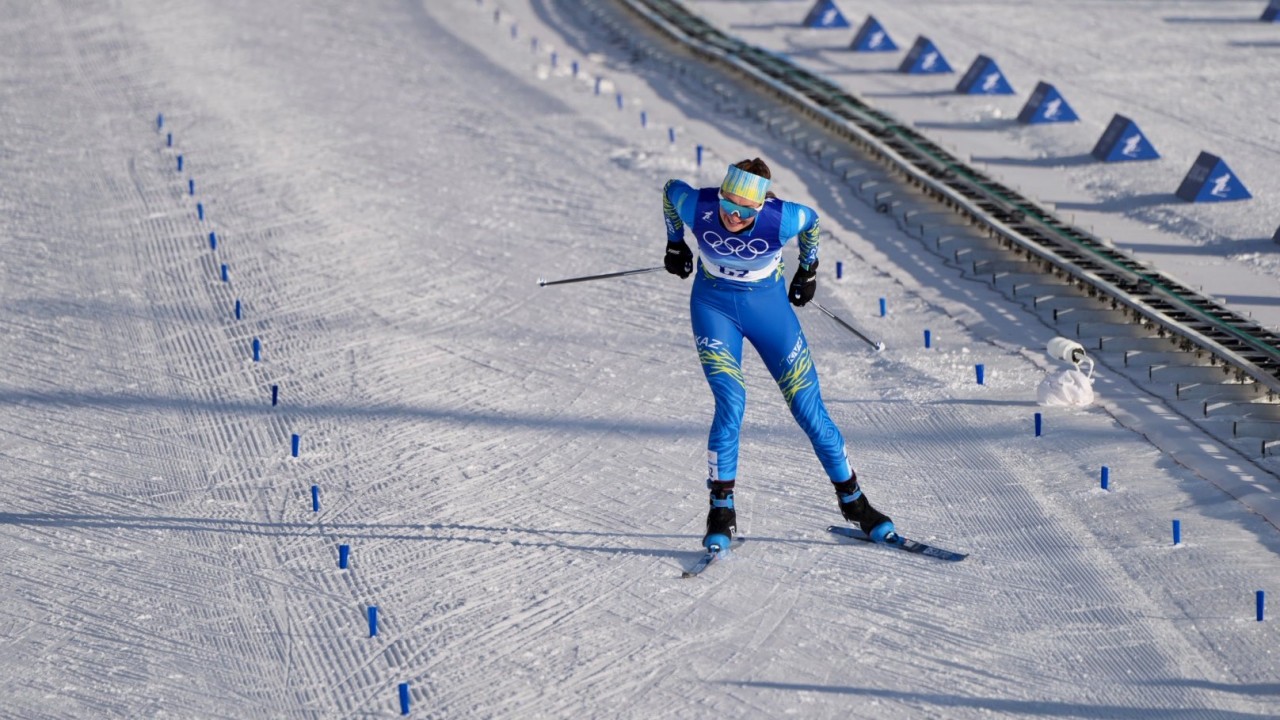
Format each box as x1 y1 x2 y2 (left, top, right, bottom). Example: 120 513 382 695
1037 367 1094 407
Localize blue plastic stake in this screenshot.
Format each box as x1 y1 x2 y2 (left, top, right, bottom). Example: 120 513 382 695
271 384 278 406
188 179 195 196
177 155 183 172
157 113 164 130
696 144 703 167
166 132 172 147
368 606 379 637
291 433 300 458
836 261 843 279
234 299 241 320
209 232 217 250
311 485 320 512
1258 590 1266 622
399 683 410 715
1101 466 1110 490
550 51 557 69
640 111 647 128
975 364 985 385
1034 412 1043 437
571 60 579 77
220 264 229 282
616 93 623 110
879 298 886 317
668 127 676 144
924 329 932 348
338 544 350 569
594 77 601 95
531 37 538 53
1173 519 1182 545
197 202 204 221
252 337 261 362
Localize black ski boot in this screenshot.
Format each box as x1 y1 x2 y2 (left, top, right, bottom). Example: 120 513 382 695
702 480 736 551
833 473 895 543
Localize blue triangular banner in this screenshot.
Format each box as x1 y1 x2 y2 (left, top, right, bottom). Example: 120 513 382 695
802 0 851 28
899 36 953 74
1090 114 1160 162
1175 152 1252 202
1016 82 1079 124
955 55 1015 95
1262 1 1280 21
1273 225 1280 243
850 15 897 52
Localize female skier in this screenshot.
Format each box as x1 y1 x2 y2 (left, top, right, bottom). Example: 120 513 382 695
662 158 894 550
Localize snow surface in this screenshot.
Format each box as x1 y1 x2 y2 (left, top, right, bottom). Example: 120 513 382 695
0 0 1277 717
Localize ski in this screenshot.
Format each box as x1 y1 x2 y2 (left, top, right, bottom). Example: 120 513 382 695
828 525 967 562
680 539 744 578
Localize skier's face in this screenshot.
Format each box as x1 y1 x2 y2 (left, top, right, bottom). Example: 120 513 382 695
718 191 761 232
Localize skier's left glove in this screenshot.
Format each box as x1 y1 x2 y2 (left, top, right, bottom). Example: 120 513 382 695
789 260 818 307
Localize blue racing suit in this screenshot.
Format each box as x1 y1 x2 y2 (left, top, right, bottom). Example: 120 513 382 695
663 179 851 483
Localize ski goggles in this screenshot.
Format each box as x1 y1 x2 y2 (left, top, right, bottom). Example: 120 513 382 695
718 192 761 220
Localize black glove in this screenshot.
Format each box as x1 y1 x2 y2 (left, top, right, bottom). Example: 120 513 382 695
789 260 818 306
664 241 693 279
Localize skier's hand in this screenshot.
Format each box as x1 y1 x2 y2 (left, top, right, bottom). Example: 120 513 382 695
789 261 818 306
664 241 693 279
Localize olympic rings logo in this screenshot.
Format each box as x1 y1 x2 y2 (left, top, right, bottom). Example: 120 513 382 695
701 230 771 260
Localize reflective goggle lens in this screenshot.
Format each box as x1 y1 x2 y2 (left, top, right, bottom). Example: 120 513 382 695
719 195 760 220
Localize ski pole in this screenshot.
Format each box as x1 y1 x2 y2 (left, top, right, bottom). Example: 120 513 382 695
811 301 885 352
537 266 664 287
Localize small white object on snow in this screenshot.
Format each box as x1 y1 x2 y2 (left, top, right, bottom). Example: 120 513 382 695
1038 337 1095 407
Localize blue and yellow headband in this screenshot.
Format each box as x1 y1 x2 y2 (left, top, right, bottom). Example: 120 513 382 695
720 164 770 203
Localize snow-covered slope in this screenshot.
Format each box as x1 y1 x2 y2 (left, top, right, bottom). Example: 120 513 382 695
0 0 1276 717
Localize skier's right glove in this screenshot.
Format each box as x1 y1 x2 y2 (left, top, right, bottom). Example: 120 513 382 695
789 260 818 306
664 240 693 279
